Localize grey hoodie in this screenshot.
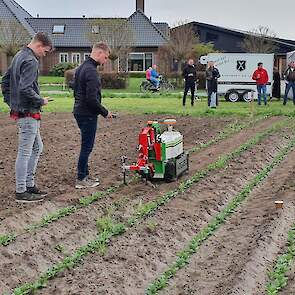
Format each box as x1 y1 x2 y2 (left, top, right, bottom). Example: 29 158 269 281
1 47 44 113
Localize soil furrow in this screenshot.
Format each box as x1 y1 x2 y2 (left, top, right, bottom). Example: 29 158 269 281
161 148 295 295
0 114 231 223
0 116 272 235
29 128 292 295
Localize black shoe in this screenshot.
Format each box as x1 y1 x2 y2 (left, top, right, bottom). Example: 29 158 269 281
15 191 44 203
27 186 48 197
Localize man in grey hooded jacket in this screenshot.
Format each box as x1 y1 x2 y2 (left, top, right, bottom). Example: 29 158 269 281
1 32 53 203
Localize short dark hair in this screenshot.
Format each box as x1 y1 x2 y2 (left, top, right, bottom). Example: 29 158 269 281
258 62 263 67
32 32 53 49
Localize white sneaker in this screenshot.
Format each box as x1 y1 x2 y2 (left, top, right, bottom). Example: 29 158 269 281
75 177 100 189
86 175 100 182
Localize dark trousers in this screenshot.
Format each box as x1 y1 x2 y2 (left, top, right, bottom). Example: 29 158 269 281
183 81 195 106
74 114 98 180
283 81 295 105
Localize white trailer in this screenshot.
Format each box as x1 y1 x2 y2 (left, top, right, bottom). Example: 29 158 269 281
200 53 274 102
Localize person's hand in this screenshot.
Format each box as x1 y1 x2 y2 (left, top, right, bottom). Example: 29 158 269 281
43 97 49 106
106 112 114 119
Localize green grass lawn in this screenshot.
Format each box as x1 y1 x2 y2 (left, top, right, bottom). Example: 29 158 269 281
1 93 294 117
39 77 145 92
38 76 65 84
2 75 182 93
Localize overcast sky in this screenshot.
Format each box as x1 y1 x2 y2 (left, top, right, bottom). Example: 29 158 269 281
17 0 295 40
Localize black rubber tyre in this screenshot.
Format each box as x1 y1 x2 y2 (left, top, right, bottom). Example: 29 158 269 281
164 160 176 182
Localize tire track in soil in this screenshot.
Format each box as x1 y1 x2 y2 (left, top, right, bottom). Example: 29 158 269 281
27 129 292 294
161 146 295 295
0 114 231 224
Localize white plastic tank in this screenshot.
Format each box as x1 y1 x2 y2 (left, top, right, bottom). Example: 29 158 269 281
160 130 183 159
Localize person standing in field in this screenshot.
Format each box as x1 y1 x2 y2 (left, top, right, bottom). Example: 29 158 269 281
252 62 269 106
272 67 281 100
73 42 113 189
283 61 295 105
206 61 220 108
1 32 53 203
182 58 197 107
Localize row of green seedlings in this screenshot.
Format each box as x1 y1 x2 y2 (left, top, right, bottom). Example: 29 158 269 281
266 223 295 294
11 120 288 295
145 134 295 294
188 115 266 154
0 117 265 247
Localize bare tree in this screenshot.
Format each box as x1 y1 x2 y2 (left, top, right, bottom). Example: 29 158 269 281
88 18 134 72
240 26 277 53
158 44 173 76
168 20 199 73
0 19 30 64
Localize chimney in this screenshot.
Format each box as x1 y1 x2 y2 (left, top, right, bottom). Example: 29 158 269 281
136 0 145 13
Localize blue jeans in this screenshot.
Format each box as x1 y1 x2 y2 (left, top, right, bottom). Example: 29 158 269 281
150 77 159 88
16 118 43 193
283 81 295 105
74 114 98 180
257 85 267 105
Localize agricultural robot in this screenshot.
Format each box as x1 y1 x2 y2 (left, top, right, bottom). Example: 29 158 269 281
122 119 189 184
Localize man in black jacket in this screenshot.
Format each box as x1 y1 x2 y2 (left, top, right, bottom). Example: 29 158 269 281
283 61 295 105
1 32 52 203
206 61 220 107
182 59 197 106
73 42 113 189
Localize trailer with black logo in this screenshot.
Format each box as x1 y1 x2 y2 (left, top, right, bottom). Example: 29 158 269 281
200 53 274 102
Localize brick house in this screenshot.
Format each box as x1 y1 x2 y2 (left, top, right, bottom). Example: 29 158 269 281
0 0 169 74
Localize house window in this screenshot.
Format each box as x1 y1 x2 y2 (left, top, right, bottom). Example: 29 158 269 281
72 53 81 64
206 32 219 42
53 25 65 34
59 53 68 63
91 25 100 34
128 52 153 71
84 53 90 61
145 53 153 69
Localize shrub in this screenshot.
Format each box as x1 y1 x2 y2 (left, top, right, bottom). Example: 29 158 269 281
49 62 78 77
128 72 146 78
100 72 128 89
196 71 206 89
165 71 206 89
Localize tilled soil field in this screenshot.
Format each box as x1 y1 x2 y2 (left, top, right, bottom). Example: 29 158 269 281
1 114 295 295
0 113 231 223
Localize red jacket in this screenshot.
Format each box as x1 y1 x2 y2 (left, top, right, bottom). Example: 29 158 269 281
252 68 269 85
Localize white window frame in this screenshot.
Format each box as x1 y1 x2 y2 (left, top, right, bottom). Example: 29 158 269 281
91 25 100 34
53 25 65 34
128 52 154 72
71 53 81 64
84 53 90 61
59 52 68 63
